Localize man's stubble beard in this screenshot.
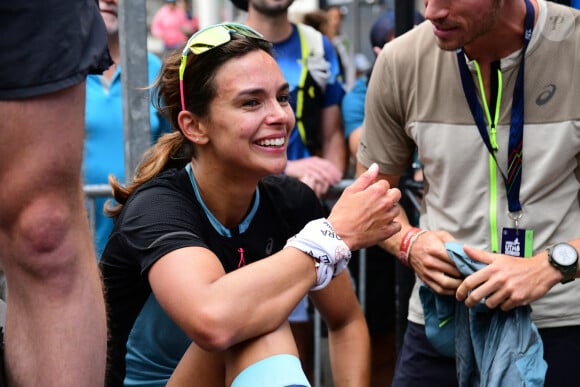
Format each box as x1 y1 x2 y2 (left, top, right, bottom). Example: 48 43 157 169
250 0 294 17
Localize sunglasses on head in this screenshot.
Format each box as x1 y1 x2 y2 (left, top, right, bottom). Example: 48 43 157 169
179 22 266 111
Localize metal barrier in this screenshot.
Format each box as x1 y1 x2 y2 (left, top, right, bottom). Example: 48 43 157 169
84 184 113 237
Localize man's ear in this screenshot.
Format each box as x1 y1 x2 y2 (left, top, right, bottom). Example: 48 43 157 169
178 110 209 144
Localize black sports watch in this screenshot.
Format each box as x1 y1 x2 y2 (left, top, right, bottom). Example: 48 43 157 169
547 242 578 284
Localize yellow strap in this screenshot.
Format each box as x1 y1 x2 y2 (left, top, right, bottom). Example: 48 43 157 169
473 60 503 253
296 25 310 146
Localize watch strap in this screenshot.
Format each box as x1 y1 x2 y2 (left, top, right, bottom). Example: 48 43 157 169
547 243 578 284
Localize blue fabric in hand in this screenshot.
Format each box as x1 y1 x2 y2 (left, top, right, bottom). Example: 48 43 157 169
420 242 547 387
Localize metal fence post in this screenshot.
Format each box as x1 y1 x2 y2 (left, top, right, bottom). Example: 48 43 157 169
118 0 152 182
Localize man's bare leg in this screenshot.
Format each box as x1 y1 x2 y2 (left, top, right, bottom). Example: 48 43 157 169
0 83 106 386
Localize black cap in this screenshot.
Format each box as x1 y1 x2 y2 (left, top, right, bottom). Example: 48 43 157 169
231 0 248 11
369 10 395 49
369 10 425 48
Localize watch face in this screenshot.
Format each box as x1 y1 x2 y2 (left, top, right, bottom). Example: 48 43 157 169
553 243 578 266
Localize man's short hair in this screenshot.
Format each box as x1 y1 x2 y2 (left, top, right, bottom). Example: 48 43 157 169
230 0 248 11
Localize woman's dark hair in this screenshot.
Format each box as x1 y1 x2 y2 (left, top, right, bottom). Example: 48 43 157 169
105 32 273 216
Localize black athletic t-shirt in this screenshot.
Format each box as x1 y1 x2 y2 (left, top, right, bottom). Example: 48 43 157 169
100 167 325 386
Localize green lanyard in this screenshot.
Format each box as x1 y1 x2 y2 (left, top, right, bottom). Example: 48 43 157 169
472 61 503 253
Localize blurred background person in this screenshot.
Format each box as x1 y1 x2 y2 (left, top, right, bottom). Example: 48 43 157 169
84 0 171 258
324 5 355 90
302 6 354 90
151 0 198 56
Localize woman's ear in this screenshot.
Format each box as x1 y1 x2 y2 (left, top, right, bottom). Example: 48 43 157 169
178 110 209 144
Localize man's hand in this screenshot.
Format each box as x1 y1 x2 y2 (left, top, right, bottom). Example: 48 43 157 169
456 245 560 311
407 230 461 296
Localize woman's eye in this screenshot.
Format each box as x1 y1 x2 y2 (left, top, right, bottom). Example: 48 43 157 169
243 99 260 107
278 94 290 104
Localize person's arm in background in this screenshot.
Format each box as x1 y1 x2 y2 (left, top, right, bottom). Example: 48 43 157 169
310 272 370 386
321 104 346 174
283 103 345 197
341 71 367 171
347 126 361 158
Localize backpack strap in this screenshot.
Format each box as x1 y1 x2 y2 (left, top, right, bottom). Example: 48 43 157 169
295 23 325 152
297 23 324 59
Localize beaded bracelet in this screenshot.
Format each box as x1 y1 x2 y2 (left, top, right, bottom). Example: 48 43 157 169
399 227 427 267
406 230 428 266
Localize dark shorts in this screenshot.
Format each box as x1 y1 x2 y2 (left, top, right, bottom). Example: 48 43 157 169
539 325 580 387
393 320 580 387
392 321 457 387
0 0 112 99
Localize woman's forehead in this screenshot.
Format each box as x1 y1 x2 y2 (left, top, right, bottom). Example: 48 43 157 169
214 51 283 92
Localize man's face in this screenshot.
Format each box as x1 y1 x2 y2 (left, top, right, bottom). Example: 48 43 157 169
423 0 503 51
248 0 294 17
99 0 119 36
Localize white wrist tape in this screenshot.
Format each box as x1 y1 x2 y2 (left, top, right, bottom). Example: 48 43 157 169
312 260 334 291
285 218 352 291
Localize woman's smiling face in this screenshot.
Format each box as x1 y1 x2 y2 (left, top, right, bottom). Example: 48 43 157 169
202 49 295 178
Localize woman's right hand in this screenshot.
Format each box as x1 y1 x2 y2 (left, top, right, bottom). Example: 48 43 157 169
328 163 401 251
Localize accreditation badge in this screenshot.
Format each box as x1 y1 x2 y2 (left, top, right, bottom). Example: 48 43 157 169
501 228 534 257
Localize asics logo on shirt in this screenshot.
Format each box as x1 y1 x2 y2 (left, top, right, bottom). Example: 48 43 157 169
536 84 556 106
265 238 274 255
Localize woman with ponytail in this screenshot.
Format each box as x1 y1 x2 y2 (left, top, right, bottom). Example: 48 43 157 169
100 23 401 387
